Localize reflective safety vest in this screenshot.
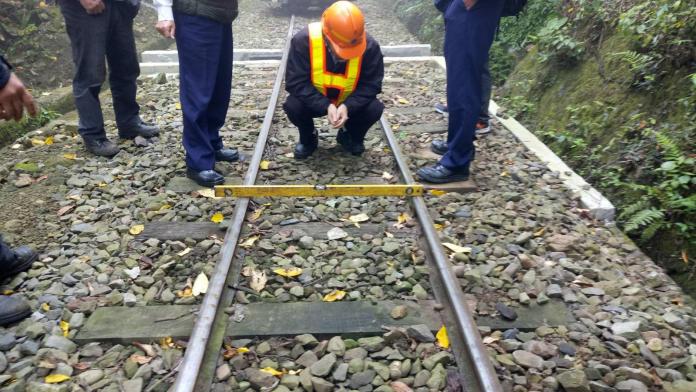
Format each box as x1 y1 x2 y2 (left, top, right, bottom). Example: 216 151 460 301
308 22 363 105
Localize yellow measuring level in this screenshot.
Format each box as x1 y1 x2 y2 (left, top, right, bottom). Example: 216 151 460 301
214 184 425 198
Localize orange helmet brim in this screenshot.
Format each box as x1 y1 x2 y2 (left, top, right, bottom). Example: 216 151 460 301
326 33 367 60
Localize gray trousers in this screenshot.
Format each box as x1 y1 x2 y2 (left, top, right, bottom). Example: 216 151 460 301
58 0 141 140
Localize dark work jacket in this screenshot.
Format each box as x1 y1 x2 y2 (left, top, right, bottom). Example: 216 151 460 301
174 0 239 24
285 26 384 114
0 55 11 89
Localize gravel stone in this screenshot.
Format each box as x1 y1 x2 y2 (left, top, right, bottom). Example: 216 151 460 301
557 369 590 392
406 325 435 342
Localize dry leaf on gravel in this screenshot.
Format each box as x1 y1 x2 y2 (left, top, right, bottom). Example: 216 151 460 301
45 374 70 384
260 160 271 170
63 153 77 160
196 188 217 198
211 212 224 223
130 354 152 365
382 171 394 181
390 382 413 392
273 267 303 278
260 367 284 377
192 272 209 296
323 290 347 302
133 342 156 357
129 225 144 235
436 325 450 349
60 321 69 337
442 243 471 254
327 227 348 240
240 235 259 248
250 269 267 292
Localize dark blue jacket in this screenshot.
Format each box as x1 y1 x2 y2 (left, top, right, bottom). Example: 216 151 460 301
0 55 11 89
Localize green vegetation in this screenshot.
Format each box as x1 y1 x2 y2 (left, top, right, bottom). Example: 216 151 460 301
396 0 696 292
0 108 60 147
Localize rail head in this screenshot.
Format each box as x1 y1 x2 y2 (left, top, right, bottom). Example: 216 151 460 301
380 117 503 392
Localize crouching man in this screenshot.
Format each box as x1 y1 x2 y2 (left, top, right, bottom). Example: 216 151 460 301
284 1 384 159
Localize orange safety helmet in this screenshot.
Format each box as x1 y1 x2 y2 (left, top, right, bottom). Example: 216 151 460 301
321 1 367 60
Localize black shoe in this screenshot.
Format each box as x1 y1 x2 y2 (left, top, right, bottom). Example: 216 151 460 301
417 164 469 184
119 121 160 139
337 128 365 156
84 138 120 157
186 168 225 188
215 148 240 162
431 139 448 155
294 130 318 160
0 296 31 326
0 246 37 280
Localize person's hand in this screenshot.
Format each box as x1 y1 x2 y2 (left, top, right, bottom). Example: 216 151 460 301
156 21 176 38
335 104 349 128
80 0 105 15
0 73 37 122
327 103 339 127
463 0 477 10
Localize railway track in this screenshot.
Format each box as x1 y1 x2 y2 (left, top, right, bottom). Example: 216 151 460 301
164 18 502 392
68 17 504 392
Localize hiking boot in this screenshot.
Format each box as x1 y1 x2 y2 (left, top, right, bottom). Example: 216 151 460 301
0 296 31 326
294 129 318 159
84 138 120 158
431 139 448 155
186 168 225 188
337 128 365 156
0 246 37 280
119 121 160 139
215 148 240 162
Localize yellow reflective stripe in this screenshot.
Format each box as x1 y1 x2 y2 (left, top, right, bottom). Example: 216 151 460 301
308 22 363 105
308 23 327 96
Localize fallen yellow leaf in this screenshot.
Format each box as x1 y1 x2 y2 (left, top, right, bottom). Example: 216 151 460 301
159 204 172 211
178 279 193 298
31 138 45 146
237 347 250 353
436 325 450 349
260 160 271 170
129 225 145 235
393 212 411 229
533 227 546 237
45 374 70 384
60 321 70 337
192 272 209 296
429 190 447 197
41 303 50 312
323 290 347 302
250 207 265 222
398 97 410 105
63 153 77 160
273 267 303 278
260 367 284 377
2 289 13 295
211 212 224 223
175 102 182 110
442 243 471 254
240 235 259 248
160 337 174 348
434 223 444 232
45 136 54 145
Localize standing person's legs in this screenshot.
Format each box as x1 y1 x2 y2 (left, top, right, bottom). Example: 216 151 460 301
207 22 234 155
106 1 142 134
58 0 109 141
440 0 503 170
175 12 226 173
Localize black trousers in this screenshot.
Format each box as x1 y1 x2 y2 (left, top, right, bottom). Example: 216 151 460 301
283 95 384 144
58 0 141 140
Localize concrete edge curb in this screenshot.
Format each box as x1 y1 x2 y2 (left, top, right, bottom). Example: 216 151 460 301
429 56 615 221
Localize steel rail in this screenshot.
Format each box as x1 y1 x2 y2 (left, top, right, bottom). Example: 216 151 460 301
171 16 296 392
380 117 503 392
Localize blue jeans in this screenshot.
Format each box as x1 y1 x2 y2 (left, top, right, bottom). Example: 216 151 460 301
174 12 233 171
440 0 503 170
59 0 141 139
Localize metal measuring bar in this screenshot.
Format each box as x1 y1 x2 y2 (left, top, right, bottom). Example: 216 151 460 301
214 184 425 198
